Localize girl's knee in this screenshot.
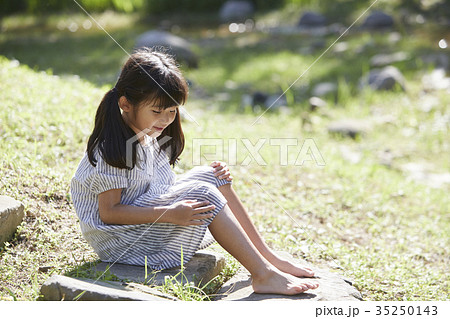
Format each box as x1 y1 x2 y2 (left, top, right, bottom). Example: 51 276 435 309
191 181 226 204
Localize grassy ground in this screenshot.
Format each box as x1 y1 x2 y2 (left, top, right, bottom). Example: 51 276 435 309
0 9 449 300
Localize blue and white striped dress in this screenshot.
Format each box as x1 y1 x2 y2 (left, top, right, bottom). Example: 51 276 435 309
70 137 231 270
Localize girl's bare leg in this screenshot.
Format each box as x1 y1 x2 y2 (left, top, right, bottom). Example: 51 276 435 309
209 205 318 295
218 184 315 278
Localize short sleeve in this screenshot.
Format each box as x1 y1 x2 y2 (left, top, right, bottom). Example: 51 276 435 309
89 171 129 195
72 150 129 195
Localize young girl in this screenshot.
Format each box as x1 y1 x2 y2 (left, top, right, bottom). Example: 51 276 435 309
71 48 318 295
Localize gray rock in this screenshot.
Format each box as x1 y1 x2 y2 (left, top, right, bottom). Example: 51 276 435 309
309 96 327 111
312 82 338 98
298 11 327 27
370 52 410 67
135 30 198 68
246 92 287 111
219 1 255 23
361 11 395 29
332 41 349 54
0 196 24 246
214 252 362 301
40 275 175 301
362 66 406 91
327 119 370 139
93 250 225 287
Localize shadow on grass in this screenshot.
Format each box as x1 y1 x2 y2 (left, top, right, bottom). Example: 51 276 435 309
0 30 137 86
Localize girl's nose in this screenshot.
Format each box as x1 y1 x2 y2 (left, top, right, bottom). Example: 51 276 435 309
162 111 175 124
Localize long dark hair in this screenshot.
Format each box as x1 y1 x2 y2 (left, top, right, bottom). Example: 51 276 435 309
87 48 188 169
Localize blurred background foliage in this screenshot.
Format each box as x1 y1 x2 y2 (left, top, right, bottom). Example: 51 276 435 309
1 0 449 19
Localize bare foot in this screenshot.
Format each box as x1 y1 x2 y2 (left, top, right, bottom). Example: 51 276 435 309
268 255 315 278
252 268 319 295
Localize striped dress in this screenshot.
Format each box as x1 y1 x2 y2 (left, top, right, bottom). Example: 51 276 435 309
70 137 231 270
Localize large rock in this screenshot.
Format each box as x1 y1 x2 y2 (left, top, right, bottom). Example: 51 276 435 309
219 1 255 22
93 250 225 287
40 275 176 301
298 11 327 27
135 30 198 68
0 196 24 246
361 11 394 29
362 66 406 91
214 252 362 301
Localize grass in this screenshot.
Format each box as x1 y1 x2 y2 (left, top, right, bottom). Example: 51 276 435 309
0 8 449 301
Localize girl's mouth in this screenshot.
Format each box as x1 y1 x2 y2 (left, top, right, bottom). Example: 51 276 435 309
153 126 164 131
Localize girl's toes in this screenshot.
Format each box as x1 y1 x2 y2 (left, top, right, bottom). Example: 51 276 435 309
304 281 319 289
291 284 308 294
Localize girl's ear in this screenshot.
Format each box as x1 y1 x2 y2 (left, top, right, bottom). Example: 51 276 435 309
118 96 132 113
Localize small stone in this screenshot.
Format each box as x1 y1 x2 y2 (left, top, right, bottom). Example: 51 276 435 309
312 82 338 98
219 1 255 23
361 66 405 91
332 42 349 53
361 11 395 29
327 119 370 139
298 11 327 28
0 196 24 246
309 96 327 111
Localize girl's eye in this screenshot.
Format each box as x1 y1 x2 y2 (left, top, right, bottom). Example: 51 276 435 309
170 110 176 113
152 110 161 114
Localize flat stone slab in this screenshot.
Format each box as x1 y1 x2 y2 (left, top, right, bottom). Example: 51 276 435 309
40 275 176 301
0 196 24 245
214 252 362 301
93 250 226 287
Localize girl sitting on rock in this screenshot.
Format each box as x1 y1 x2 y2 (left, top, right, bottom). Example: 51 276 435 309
71 48 318 295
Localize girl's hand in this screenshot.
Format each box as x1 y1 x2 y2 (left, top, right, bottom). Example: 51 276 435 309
164 200 215 226
210 161 233 182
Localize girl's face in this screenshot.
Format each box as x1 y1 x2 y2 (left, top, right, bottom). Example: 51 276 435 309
120 97 178 139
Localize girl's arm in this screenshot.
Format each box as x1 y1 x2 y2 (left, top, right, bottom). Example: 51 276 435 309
98 188 215 226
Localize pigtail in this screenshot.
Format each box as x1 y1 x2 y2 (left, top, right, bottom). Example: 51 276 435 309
87 88 137 169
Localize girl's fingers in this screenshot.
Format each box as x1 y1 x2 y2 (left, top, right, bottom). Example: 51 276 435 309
218 172 231 180
213 166 223 173
190 200 210 208
214 168 229 177
193 204 215 213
